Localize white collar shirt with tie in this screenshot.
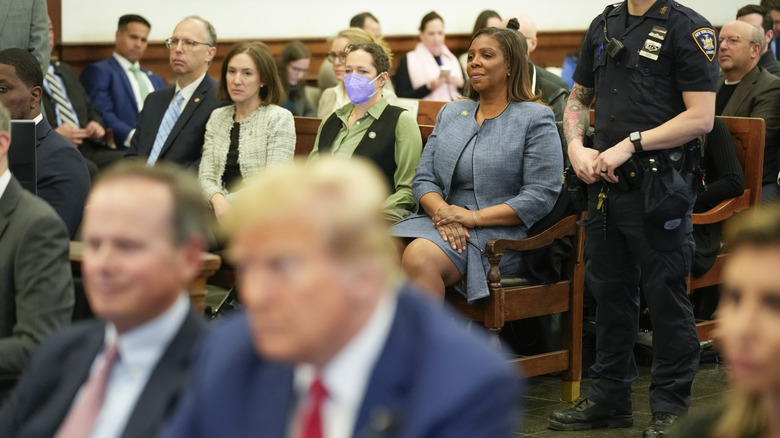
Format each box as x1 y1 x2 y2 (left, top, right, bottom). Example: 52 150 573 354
74 293 191 438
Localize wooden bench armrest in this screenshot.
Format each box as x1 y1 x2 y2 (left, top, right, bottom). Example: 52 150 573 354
485 215 578 256
692 190 750 225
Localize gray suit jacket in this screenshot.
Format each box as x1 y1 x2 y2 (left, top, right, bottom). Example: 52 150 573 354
719 66 780 184
0 310 207 438
0 0 49 74
0 174 73 378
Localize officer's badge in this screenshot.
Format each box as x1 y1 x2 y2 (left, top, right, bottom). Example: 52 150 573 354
693 28 717 61
640 39 662 60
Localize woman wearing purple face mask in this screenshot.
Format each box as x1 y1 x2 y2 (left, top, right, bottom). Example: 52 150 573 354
309 42 423 223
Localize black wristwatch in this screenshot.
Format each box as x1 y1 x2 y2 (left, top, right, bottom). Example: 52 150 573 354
629 131 643 153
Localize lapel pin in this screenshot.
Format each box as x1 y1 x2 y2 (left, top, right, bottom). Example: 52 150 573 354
461 110 468 117
368 131 376 139
249 131 253 135
194 97 201 103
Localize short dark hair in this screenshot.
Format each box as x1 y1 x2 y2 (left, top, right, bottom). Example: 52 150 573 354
350 12 379 29
118 14 151 31
219 41 286 105
278 41 311 97
761 0 780 11
419 11 443 32
346 42 390 74
0 48 43 88
738 4 775 34
466 27 540 103
473 10 502 35
95 159 211 246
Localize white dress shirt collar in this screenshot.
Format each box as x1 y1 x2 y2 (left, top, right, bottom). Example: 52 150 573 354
112 52 139 72
0 168 11 200
32 113 43 125
86 293 191 438
292 290 398 438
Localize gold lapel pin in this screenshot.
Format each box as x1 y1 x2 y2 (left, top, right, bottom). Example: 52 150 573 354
194 98 201 103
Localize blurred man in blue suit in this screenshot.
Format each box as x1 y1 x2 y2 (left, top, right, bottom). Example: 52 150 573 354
163 158 523 438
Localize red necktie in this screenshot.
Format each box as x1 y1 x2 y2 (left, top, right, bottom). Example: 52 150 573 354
56 343 119 438
300 377 328 438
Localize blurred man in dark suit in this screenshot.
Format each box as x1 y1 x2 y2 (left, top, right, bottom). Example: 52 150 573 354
0 100 73 398
0 160 210 438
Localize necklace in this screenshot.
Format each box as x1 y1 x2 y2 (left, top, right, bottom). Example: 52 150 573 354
479 100 511 120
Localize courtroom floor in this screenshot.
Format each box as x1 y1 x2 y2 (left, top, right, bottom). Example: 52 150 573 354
516 361 727 437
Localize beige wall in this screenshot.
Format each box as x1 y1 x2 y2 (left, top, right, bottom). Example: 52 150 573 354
63 0 743 42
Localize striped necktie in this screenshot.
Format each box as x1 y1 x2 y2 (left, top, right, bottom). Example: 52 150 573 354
147 91 184 166
44 69 80 127
129 65 151 101
55 343 119 438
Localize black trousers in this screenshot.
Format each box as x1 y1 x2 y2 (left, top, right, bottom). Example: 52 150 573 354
584 182 699 415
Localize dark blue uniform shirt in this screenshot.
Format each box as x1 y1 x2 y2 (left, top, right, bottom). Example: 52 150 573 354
573 0 719 152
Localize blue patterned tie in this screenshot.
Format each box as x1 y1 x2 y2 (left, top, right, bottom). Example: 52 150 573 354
147 91 184 166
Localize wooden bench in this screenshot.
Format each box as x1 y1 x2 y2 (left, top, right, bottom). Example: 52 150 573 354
69 242 222 314
688 116 765 341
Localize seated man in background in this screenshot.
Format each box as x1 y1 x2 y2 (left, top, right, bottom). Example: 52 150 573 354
0 48 91 238
0 101 73 399
162 158 522 438
80 14 166 148
0 160 210 438
126 16 220 169
509 13 569 121
717 20 780 202
737 4 780 76
43 16 124 173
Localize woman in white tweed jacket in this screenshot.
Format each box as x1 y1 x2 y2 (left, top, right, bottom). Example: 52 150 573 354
199 41 295 223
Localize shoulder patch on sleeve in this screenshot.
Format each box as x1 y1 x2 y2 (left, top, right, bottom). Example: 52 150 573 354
692 28 716 62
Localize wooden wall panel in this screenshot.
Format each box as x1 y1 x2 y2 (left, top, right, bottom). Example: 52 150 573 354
60 30 585 86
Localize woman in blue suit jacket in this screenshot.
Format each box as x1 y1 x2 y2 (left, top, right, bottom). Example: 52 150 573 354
392 27 563 303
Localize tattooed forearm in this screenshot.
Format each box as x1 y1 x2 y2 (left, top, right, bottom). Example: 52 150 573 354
563 84 595 144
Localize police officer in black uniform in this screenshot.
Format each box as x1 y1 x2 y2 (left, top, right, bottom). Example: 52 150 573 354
548 0 718 436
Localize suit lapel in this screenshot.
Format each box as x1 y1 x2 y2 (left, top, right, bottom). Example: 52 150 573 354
139 87 175 156
0 176 23 240
120 311 206 438
158 76 213 159
108 57 139 112
52 325 106 427
353 292 416 437
36 117 53 146
722 67 761 116
246 362 295 437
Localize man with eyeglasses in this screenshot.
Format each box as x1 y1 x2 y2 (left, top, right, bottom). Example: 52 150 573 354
126 16 222 169
80 14 166 148
717 20 780 202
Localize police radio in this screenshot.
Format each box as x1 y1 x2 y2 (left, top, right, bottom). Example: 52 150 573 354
601 4 625 59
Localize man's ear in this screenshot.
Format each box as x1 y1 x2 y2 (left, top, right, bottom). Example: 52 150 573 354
30 86 42 111
0 131 11 163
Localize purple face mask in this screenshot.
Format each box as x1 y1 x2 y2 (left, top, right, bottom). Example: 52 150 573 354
343 73 381 104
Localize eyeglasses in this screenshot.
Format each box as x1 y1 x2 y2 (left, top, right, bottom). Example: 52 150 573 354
165 37 211 51
326 51 347 63
718 35 758 47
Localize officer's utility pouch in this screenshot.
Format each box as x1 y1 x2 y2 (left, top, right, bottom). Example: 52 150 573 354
642 167 693 251
615 157 645 191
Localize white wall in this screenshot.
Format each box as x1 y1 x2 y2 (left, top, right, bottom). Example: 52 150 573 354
63 0 745 42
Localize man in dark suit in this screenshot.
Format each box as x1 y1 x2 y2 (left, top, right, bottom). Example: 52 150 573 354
162 159 522 438
43 16 124 172
0 101 73 397
0 160 211 438
126 16 220 168
718 20 780 202
0 48 91 238
737 4 780 77
80 14 166 148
